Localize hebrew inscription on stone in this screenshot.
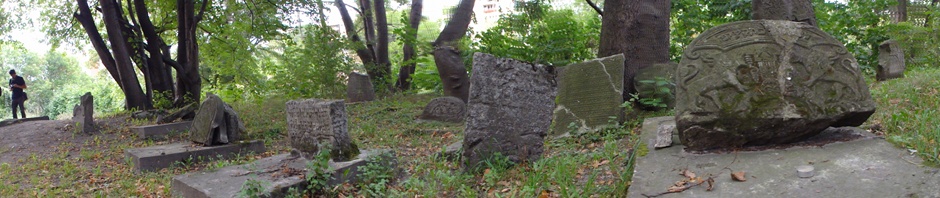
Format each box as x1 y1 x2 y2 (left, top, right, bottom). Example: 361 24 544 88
551 54 624 136
286 99 357 161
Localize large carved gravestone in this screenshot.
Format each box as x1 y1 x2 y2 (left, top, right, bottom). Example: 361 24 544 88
191 94 246 146
418 96 466 123
463 53 556 171
551 54 624 135
675 20 876 151
72 92 95 133
286 99 359 161
877 39 906 81
753 0 818 27
346 72 376 103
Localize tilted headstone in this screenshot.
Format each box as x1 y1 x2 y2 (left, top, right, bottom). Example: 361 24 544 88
551 54 625 136
418 96 466 123
190 94 245 146
753 0 818 27
877 39 906 81
72 92 95 133
346 72 376 103
635 62 678 109
463 53 557 171
675 20 876 151
286 99 359 161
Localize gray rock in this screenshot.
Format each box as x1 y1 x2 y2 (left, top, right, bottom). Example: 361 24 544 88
675 20 876 151
635 62 678 110
346 72 376 103
551 54 625 136
877 39 906 81
418 96 466 123
286 99 359 161
71 92 95 133
653 123 675 149
463 53 556 171
753 0 818 27
190 94 245 146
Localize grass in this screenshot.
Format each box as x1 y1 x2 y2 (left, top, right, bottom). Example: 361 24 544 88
0 66 937 196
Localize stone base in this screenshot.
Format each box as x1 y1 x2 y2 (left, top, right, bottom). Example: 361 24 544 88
0 116 50 127
132 121 192 140
125 140 266 172
628 116 940 197
171 149 396 198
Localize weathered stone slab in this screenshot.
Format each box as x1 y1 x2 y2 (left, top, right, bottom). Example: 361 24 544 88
346 72 376 103
191 94 225 145
877 39 906 81
753 0 818 27
286 99 358 161
132 121 193 140
72 92 95 133
171 149 397 198
629 116 940 198
418 96 467 123
124 140 266 172
675 20 876 151
551 54 625 136
635 62 678 109
463 53 556 171
0 116 50 127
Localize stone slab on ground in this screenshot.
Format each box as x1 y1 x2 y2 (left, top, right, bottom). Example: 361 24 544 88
132 121 193 140
171 149 396 198
629 116 940 198
125 140 266 172
0 116 51 127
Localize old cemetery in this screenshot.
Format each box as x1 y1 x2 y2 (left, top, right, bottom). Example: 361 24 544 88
3 0 940 197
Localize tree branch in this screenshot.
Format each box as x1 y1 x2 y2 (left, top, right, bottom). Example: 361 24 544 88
195 0 210 23
585 0 603 16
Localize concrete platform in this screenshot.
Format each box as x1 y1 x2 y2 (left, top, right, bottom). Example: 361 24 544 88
628 116 940 198
0 116 50 127
131 121 192 140
171 149 396 198
125 140 266 172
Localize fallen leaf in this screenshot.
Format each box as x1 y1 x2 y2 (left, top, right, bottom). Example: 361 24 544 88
484 168 491 176
538 190 553 198
667 185 686 193
680 169 696 179
731 171 747 182
706 177 715 191
501 188 510 193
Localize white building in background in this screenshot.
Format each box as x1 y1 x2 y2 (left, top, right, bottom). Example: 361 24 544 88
470 0 519 30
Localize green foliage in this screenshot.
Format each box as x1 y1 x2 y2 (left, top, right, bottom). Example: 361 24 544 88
358 153 396 197
237 178 270 198
262 24 355 99
473 2 599 66
670 0 751 61
305 148 333 195
871 67 940 166
635 77 674 109
884 22 940 69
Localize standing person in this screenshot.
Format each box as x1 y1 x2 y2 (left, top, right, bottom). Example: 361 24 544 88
9 70 26 119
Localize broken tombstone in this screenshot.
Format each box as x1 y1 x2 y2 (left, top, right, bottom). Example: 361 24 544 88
877 39 906 81
71 92 95 133
551 54 625 136
285 99 359 161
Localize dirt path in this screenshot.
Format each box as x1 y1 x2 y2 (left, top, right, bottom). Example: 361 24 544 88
0 119 94 165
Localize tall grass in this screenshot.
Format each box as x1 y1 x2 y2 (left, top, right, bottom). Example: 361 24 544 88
869 67 940 166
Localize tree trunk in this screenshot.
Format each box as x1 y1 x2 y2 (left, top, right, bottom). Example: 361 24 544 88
373 0 391 88
75 0 123 91
395 0 423 91
134 0 174 97
336 0 378 77
176 0 204 105
101 0 151 110
432 0 474 102
895 0 908 23
598 0 671 103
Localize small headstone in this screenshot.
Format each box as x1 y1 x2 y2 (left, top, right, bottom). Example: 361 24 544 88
190 94 244 146
635 62 678 110
551 54 625 135
286 99 359 161
72 92 95 133
752 0 818 27
463 53 556 171
418 96 466 123
877 39 905 81
346 72 376 103
676 20 876 151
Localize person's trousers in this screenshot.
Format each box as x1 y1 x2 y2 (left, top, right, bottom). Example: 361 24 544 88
11 97 25 119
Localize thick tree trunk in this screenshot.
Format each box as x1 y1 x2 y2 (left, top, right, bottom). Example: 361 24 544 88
598 0 671 102
101 0 151 110
395 0 423 91
432 0 474 102
176 0 204 105
373 0 391 88
75 0 123 91
134 0 174 97
336 0 378 76
895 0 908 23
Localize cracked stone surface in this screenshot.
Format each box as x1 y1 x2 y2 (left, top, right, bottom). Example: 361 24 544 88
463 53 556 171
551 54 625 136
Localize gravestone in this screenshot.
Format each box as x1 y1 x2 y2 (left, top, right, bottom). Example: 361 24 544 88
877 39 906 81
286 99 359 161
753 0 818 27
72 92 95 133
551 54 625 136
190 94 245 146
675 20 876 151
635 62 678 109
346 72 376 103
418 96 466 123
463 53 556 171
